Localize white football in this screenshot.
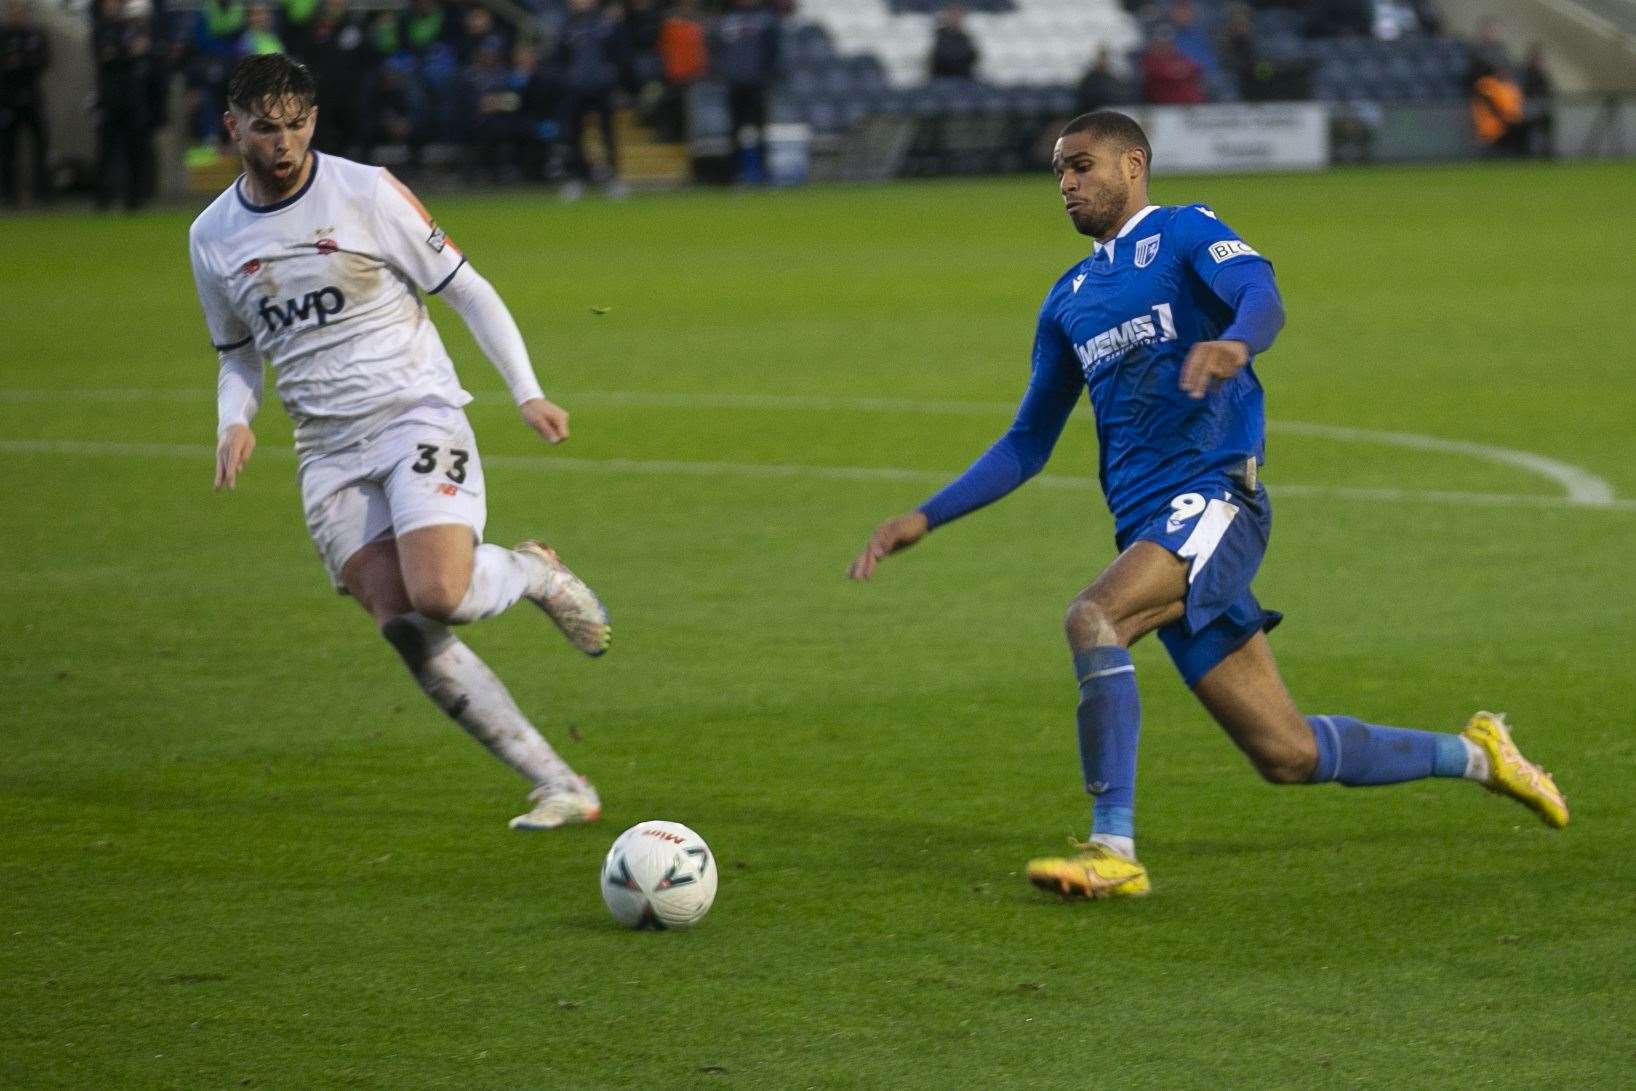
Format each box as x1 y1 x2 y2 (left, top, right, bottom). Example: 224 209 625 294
600 820 717 930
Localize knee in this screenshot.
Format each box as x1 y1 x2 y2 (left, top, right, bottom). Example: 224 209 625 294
1063 591 1119 650
1248 735 1318 785
408 574 468 623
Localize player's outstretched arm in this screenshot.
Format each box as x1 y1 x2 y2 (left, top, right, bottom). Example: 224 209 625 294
518 397 570 444
848 512 929 581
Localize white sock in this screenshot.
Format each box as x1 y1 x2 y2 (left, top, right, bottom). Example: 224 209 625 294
1090 833 1136 860
447 544 536 624
383 613 576 788
1461 737 1491 782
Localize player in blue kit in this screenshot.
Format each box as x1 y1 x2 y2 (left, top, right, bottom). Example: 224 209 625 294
847 111 1568 898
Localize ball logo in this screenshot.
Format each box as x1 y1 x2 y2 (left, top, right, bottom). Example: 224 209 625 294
643 828 687 844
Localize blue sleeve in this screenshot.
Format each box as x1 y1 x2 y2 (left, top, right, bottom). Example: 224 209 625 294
1174 204 1283 355
1211 260 1285 355
918 304 1082 530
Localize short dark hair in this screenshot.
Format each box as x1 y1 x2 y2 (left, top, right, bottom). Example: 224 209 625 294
226 54 317 117
1060 110 1152 174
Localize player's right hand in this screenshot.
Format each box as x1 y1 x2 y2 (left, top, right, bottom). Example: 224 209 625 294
214 424 255 491
848 512 929 581
520 397 570 444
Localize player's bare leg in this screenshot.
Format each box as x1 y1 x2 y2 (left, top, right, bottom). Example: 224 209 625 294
344 535 601 830
1028 542 1185 899
1193 633 1567 827
1189 632 1316 784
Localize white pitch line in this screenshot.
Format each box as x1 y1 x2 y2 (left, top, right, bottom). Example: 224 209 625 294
4 438 1632 513
0 387 1619 506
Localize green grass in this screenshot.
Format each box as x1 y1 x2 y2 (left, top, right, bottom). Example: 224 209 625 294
3 160 1635 1088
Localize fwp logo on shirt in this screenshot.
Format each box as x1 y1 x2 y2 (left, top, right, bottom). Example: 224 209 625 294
1209 240 1258 263
258 286 347 332
1073 302 1178 372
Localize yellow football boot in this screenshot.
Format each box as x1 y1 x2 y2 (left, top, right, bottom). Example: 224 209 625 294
1027 840 1151 899
1461 711 1569 829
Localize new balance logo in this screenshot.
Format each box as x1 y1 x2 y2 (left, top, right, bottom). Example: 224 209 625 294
258 286 346 332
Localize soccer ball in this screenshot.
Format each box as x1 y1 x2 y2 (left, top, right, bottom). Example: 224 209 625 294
600 820 717 930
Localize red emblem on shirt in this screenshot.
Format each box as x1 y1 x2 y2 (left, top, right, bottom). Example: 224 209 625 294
240 258 261 276
315 238 338 255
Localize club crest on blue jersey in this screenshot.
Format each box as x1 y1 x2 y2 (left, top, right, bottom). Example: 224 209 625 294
1134 234 1161 268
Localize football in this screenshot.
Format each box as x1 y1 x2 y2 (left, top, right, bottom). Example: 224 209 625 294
600 820 717 930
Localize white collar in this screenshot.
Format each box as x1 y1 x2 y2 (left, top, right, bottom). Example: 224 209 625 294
1093 204 1160 262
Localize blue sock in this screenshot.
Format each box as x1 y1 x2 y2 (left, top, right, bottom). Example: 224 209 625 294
1306 714 1469 785
1073 647 1140 839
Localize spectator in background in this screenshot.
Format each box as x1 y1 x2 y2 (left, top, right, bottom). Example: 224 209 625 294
1520 43 1553 158
508 38 559 180
402 0 450 59
1220 2 1256 96
93 0 169 210
553 0 626 199
928 3 978 81
461 34 515 181
1469 61 1528 156
279 0 319 58
712 0 780 184
1165 0 1219 82
1467 17 1511 82
655 0 706 142
304 0 368 158
183 0 242 154
1075 45 1133 113
620 0 664 94
237 4 282 56
1140 25 1204 104
1 0 52 206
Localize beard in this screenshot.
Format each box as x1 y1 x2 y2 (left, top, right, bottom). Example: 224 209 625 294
1070 180 1130 239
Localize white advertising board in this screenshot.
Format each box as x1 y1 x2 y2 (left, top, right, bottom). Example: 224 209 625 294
1127 103 1331 174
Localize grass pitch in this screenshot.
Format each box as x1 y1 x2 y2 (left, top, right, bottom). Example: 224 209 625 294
3 161 1635 1088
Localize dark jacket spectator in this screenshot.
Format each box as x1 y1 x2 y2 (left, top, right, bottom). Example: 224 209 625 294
711 0 778 89
1075 46 1134 112
93 0 170 209
555 0 623 96
929 4 978 80
712 0 779 180
303 0 368 157
553 0 624 187
1 0 51 204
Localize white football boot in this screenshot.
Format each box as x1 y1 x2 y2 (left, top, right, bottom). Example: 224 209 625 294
514 541 612 657
509 776 603 831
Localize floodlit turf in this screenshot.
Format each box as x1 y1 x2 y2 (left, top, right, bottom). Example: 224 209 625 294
3 160 1634 1088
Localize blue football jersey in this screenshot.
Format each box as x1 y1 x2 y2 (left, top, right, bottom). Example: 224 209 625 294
1033 204 1273 539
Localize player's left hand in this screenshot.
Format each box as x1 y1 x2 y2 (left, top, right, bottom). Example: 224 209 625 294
1179 339 1250 399
520 397 570 444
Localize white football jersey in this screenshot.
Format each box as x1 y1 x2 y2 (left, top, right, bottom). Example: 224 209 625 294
188 152 473 457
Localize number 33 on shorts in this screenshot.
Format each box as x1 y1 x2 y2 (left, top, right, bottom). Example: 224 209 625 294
409 442 471 486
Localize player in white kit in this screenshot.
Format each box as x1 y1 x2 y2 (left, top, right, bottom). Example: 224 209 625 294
188 55 610 831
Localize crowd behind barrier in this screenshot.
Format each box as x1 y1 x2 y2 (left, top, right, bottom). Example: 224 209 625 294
0 0 1589 208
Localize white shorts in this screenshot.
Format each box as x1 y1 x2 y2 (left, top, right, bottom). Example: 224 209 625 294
298 403 488 589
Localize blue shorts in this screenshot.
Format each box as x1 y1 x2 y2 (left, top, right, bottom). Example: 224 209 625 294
1117 477 1282 687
